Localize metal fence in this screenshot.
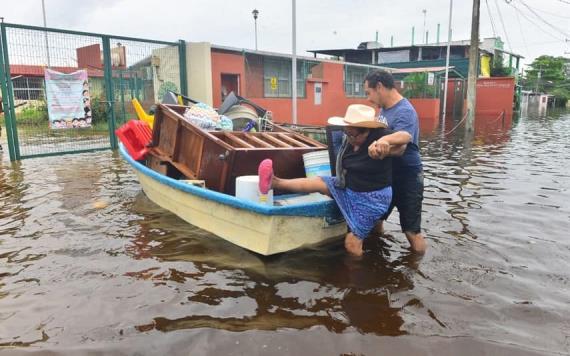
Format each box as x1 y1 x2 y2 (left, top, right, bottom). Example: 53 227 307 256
0 22 186 161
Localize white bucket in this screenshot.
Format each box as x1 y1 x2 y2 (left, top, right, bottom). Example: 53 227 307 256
235 175 274 206
303 150 331 178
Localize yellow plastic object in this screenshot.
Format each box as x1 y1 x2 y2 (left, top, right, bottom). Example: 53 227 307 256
177 95 184 105
480 54 491 78
131 98 154 129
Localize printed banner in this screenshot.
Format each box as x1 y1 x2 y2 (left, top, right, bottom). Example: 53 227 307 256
45 69 92 129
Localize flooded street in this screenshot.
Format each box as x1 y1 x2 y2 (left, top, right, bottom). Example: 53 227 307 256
1 111 569 355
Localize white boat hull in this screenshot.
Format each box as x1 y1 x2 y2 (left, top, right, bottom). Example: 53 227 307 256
120 145 346 255
137 172 346 255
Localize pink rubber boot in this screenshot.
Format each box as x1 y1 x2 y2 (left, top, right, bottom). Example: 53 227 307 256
258 159 273 194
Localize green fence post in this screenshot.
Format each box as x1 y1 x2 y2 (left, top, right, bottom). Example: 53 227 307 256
0 24 15 161
119 70 126 125
178 39 188 96
0 23 20 160
102 36 117 150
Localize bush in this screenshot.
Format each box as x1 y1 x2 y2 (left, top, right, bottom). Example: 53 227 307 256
402 73 436 98
16 102 49 125
90 95 108 124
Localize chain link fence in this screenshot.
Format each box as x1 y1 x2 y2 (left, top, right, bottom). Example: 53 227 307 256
0 23 185 160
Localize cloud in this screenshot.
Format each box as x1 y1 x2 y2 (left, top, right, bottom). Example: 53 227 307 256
3 0 568 65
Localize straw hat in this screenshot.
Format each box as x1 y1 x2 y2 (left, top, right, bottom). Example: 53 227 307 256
327 104 387 128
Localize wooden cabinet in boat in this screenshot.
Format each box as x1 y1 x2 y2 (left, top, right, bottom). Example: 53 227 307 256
148 104 327 194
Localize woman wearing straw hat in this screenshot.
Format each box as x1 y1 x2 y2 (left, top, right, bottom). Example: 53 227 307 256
258 104 409 256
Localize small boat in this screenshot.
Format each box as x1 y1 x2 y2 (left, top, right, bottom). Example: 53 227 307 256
119 105 347 256
119 145 346 255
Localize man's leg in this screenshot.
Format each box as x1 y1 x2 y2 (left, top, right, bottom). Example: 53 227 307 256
405 231 427 254
399 170 427 254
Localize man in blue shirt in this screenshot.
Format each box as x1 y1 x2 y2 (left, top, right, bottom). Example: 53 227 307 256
364 70 427 254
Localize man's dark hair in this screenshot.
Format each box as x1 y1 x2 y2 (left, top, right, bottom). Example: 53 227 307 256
365 70 395 90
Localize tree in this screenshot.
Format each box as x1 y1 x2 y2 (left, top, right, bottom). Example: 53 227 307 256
402 72 436 99
524 55 569 106
490 54 511 77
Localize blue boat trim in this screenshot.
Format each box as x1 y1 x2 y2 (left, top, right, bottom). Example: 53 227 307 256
119 144 342 218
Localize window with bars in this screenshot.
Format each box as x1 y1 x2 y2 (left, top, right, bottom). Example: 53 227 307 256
12 76 45 101
344 66 370 97
263 58 307 98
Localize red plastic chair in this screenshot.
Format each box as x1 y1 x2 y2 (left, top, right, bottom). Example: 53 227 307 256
115 120 152 160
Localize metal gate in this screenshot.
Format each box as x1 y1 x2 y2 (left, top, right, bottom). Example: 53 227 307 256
0 22 187 161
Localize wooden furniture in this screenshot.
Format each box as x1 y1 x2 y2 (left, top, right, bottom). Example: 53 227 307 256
148 104 327 194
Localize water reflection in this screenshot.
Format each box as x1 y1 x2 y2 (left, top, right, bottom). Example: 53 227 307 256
124 191 419 335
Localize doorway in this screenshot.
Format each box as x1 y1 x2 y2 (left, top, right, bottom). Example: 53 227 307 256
221 74 240 103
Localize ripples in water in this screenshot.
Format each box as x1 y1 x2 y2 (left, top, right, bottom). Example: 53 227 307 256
1 111 569 355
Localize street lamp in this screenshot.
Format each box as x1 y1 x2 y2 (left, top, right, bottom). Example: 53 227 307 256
252 9 259 50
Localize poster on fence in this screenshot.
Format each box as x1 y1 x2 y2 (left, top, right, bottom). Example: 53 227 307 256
45 69 92 129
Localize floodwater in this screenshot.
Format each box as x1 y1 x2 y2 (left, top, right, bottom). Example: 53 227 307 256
0 111 569 355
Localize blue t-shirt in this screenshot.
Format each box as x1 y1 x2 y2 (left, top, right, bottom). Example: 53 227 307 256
379 98 422 173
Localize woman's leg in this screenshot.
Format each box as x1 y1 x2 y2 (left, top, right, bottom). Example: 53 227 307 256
344 232 363 256
272 176 331 196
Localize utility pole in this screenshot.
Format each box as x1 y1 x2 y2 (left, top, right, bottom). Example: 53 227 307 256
422 9 427 44
291 0 297 125
536 66 541 93
437 23 440 44
252 9 259 51
442 0 453 126
42 0 51 67
466 0 480 132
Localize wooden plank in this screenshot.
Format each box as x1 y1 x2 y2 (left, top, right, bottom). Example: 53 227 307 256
224 132 256 148
290 132 326 148
171 119 183 161
149 148 197 179
260 133 291 148
277 133 310 147
243 133 274 148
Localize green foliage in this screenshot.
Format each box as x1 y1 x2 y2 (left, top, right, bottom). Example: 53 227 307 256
524 55 570 106
157 81 179 101
16 102 48 125
402 72 436 99
490 55 511 77
90 95 108 124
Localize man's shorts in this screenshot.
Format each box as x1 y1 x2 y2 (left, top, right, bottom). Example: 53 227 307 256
382 169 424 233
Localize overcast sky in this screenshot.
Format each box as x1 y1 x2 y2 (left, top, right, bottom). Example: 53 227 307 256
2 0 569 67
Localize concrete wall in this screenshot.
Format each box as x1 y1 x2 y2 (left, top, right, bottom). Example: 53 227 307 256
151 46 181 102
187 42 213 106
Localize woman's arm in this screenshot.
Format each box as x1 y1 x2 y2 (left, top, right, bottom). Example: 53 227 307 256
369 131 412 159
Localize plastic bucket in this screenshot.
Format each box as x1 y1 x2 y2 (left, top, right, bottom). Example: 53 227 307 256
303 150 331 178
235 175 274 206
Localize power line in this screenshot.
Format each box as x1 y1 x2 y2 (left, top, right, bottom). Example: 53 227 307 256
513 2 530 55
494 0 512 51
518 0 570 38
507 1 566 42
522 3 570 19
485 0 498 37
556 0 570 5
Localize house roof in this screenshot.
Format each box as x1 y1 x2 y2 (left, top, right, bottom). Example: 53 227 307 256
391 66 453 74
10 64 104 77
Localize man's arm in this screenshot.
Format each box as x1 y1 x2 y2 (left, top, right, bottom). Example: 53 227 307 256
368 131 412 159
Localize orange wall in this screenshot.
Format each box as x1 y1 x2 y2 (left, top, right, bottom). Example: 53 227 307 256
246 62 370 126
211 51 247 108
409 98 440 121
210 51 505 128
476 77 515 119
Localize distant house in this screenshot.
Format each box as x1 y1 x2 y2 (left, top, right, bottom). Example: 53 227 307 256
308 37 523 78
